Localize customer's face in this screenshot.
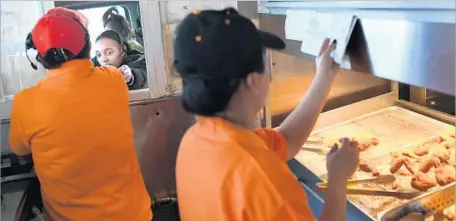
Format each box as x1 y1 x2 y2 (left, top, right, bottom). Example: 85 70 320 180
94 38 124 68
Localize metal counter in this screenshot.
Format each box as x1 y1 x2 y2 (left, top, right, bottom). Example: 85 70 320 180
294 162 372 221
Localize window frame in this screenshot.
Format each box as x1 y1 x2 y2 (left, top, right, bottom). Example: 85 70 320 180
54 1 159 102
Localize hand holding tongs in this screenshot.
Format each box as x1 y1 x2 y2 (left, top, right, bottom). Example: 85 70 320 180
316 175 421 199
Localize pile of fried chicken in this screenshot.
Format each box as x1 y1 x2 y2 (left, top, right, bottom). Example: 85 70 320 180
359 133 455 192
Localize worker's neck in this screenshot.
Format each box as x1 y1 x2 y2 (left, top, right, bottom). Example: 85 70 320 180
219 108 257 131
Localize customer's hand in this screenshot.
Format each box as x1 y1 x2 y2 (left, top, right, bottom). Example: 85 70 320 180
315 38 340 79
118 65 133 82
326 138 359 186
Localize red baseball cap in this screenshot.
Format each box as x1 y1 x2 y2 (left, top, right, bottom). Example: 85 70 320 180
32 7 89 56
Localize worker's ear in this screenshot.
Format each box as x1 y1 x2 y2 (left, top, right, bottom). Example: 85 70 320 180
243 72 264 94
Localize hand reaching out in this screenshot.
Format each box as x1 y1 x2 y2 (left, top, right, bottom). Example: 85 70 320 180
315 38 340 79
118 65 133 83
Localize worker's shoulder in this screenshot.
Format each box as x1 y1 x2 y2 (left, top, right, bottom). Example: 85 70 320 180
10 87 38 115
12 86 36 103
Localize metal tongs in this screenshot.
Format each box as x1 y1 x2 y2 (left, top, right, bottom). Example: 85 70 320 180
316 175 421 199
301 138 329 154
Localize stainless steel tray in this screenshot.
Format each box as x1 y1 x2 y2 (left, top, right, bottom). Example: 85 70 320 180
378 183 455 221
314 135 455 219
295 106 453 177
330 136 449 218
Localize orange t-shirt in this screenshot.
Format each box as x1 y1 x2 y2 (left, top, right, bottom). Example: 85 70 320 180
9 60 152 221
176 116 314 221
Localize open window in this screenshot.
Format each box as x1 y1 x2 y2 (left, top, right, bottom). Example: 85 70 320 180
77 6 129 57
55 1 150 96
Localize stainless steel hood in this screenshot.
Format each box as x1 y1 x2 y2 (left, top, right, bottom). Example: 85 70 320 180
259 1 455 96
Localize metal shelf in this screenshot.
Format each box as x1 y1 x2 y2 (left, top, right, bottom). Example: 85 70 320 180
259 1 455 24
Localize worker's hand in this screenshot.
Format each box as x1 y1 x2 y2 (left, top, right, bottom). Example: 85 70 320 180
326 138 359 187
118 65 133 82
315 38 340 79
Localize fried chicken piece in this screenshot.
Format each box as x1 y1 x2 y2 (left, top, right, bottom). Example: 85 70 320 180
435 165 455 186
359 160 380 176
441 141 455 150
414 143 431 156
418 156 442 173
390 156 406 174
326 133 379 151
354 135 379 151
411 171 437 191
432 146 450 163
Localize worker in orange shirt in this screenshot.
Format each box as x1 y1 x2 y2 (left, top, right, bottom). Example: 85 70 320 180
9 7 152 221
174 8 359 221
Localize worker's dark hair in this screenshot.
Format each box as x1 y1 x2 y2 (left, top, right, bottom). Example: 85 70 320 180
102 7 134 39
95 30 130 52
178 48 265 116
35 41 91 70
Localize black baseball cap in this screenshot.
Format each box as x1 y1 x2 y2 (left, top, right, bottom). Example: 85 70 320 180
173 8 285 79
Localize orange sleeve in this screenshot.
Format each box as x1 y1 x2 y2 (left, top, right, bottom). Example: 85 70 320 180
9 94 31 156
255 128 288 161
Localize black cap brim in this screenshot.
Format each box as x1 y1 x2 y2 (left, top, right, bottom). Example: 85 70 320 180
258 30 286 50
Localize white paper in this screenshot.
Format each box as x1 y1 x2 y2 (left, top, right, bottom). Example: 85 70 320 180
285 10 310 41
298 11 358 64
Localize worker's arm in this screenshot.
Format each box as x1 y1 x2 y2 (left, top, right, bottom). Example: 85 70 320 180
278 38 338 160
126 56 147 90
320 138 359 221
9 97 31 156
319 182 348 221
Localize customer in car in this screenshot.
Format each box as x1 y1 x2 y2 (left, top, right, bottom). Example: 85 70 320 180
174 8 359 221
93 30 147 90
102 7 144 53
10 7 152 221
